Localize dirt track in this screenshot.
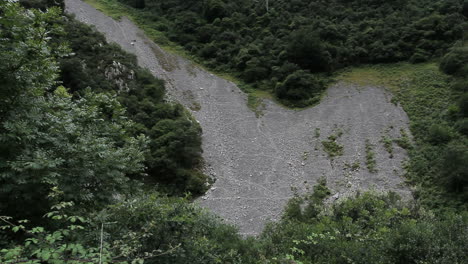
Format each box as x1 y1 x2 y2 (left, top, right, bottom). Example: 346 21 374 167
65 0 412 236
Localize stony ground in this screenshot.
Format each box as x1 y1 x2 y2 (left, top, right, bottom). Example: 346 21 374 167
66 0 413 236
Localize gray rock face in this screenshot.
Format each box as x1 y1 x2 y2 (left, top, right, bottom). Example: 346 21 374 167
65 0 412 236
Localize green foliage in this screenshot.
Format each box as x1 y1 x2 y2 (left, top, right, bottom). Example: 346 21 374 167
0 200 179 264
440 141 468 197
19 0 64 10
440 46 468 76
262 191 468 264
322 134 344 158
275 70 324 107
394 128 413 150
283 178 331 222
0 2 146 222
0 202 118 264
428 124 454 144
287 27 331 72
99 193 254 264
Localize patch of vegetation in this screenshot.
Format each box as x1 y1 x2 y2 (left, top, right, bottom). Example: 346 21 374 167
314 127 321 138
322 134 344 158
347 160 361 171
365 139 378 173
268 189 468 264
394 128 413 150
381 135 394 158
345 160 361 171
351 161 361 171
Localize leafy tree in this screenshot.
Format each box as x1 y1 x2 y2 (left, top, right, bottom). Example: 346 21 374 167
287 27 332 72
0 1 146 222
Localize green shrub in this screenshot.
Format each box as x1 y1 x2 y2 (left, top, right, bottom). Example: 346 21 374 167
455 118 468 135
440 47 468 76
275 70 324 107
440 141 468 197
452 79 468 92
428 124 454 144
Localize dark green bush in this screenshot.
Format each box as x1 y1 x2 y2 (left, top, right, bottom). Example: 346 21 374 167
440 141 468 196
455 118 468 135
275 70 324 107
287 27 332 73
427 124 454 144
440 47 468 76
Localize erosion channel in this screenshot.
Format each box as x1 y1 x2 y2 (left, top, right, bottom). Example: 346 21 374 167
65 0 412 236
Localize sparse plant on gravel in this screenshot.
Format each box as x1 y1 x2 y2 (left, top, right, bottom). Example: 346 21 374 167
314 128 320 138
322 134 344 158
394 129 412 150
365 139 378 173
381 135 394 158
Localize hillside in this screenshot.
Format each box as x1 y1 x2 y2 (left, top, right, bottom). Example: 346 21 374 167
0 0 467 263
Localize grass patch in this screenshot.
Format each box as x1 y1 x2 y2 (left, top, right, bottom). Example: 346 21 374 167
345 161 361 171
322 134 344 158
365 139 378 173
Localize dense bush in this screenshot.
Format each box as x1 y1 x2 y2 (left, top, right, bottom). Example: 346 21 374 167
275 70 324 107
261 189 468 264
440 46 468 75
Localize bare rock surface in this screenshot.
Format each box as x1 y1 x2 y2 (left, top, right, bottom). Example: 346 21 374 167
65 0 412 236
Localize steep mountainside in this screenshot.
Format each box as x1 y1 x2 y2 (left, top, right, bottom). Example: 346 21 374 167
67 0 412 235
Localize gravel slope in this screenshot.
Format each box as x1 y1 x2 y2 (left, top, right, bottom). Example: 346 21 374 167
65 0 412 236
